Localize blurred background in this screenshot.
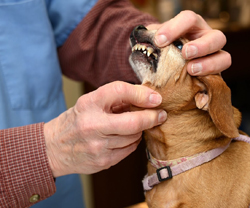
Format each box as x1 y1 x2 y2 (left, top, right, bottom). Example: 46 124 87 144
63 0 250 207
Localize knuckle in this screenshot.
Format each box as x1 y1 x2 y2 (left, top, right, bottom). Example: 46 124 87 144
214 29 227 45
75 93 93 112
89 141 103 155
91 88 102 103
75 96 86 112
95 157 111 169
180 10 196 17
113 81 128 95
223 51 232 69
180 10 198 25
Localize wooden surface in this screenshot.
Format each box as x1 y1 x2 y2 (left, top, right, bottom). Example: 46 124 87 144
126 202 148 208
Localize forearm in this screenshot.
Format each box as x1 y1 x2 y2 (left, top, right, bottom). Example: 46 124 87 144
0 123 56 207
58 0 159 88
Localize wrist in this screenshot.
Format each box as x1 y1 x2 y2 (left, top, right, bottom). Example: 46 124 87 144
44 119 63 178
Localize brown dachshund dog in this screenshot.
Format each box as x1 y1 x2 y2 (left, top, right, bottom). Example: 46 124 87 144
127 25 250 208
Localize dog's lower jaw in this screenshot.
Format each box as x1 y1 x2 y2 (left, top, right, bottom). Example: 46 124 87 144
129 56 150 83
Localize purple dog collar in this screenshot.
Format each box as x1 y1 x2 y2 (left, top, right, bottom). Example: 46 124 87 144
143 134 250 191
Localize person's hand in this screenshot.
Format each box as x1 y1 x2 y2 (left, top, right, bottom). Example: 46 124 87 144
147 10 231 76
44 81 167 177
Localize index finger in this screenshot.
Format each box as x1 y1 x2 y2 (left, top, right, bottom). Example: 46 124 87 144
154 10 211 47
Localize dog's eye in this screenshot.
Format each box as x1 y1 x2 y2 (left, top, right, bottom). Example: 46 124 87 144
173 40 183 50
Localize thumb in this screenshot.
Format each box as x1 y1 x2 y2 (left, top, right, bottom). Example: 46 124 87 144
94 81 162 109
103 109 167 135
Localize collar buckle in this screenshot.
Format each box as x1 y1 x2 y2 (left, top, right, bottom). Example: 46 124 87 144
156 166 172 182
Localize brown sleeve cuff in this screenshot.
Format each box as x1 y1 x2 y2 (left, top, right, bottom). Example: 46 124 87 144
58 0 159 88
0 123 56 207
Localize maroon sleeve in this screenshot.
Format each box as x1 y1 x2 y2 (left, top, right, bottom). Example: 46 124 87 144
58 0 159 88
0 123 56 208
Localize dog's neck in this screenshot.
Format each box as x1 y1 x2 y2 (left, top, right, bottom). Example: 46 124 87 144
144 109 231 162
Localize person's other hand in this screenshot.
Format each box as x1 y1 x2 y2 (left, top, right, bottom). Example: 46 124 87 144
44 81 167 177
147 10 231 76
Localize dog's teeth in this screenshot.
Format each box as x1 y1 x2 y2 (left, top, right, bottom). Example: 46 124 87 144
147 47 154 54
132 44 157 59
153 53 158 59
132 45 137 52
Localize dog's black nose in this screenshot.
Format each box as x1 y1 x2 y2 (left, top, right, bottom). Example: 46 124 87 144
134 25 147 31
130 25 147 45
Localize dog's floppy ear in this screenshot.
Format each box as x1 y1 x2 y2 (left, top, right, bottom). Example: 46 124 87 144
194 74 239 138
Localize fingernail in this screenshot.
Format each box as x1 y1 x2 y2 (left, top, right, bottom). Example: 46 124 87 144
155 34 168 46
158 110 167 124
191 63 203 74
186 45 198 59
149 93 162 105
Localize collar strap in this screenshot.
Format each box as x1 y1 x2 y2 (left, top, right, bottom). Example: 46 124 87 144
146 149 203 169
143 134 250 191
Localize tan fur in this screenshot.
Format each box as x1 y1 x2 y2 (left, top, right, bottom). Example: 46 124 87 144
129 27 250 208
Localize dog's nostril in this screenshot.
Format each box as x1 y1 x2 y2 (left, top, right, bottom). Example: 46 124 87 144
135 25 147 31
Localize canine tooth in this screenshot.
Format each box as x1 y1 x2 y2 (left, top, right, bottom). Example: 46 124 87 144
147 47 154 54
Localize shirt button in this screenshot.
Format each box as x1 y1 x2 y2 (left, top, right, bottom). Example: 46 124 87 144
29 194 40 203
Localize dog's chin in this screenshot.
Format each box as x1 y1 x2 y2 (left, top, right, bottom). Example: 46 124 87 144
129 55 153 83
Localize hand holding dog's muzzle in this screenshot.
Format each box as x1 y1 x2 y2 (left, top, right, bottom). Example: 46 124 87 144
43 81 167 177
147 10 231 76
